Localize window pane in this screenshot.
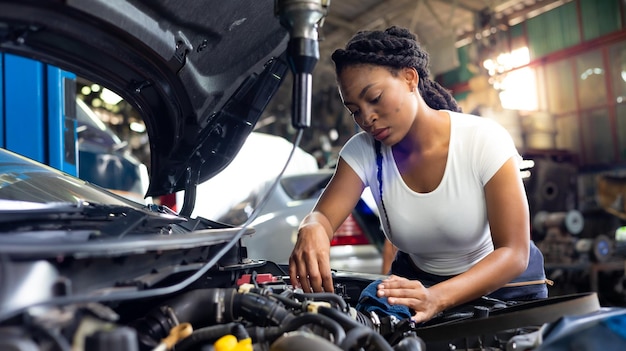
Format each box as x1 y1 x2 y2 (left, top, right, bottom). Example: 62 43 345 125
546 60 576 114
576 51 607 109
609 42 626 104
498 67 538 111
617 105 626 161
581 108 614 164
555 113 580 155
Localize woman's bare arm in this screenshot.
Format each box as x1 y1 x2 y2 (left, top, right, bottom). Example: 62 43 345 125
289 158 366 292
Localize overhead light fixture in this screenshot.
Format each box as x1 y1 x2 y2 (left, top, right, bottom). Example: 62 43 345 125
130 121 146 133
100 88 123 105
483 46 537 111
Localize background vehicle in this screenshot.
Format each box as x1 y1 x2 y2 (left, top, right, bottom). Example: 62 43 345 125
186 132 319 221
219 169 387 274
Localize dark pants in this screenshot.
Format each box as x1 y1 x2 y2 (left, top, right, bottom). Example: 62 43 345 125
388 241 549 300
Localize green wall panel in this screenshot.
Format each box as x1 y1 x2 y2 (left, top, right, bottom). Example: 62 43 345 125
437 1 624 93
527 1 580 58
580 0 622 41
509 23 524 39
437 45 474 87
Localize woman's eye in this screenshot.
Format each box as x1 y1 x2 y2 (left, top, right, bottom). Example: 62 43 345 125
351 110 361 118
370 94 382 104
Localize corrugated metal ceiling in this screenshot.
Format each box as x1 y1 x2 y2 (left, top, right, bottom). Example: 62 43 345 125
265 0 572 133
315 0 565 76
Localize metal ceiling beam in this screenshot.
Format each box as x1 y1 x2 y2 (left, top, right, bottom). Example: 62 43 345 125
454 0 572 46
502 0 573 26
431 0 483 12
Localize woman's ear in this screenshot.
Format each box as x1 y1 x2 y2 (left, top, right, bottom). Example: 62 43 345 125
402 67 419 91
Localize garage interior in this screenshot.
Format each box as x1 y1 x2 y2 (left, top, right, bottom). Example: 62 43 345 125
38 0 626 306
5 1 626 350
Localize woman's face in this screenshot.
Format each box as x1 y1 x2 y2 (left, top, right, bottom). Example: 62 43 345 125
337 64 418 145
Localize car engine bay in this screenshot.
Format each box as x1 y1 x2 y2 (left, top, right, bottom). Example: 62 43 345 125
0 218 620 351
1 1 626 350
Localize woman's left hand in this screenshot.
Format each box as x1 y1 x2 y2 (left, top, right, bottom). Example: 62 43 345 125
377 275 442 323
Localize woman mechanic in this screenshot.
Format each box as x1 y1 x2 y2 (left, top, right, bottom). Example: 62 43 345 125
288 26 549 323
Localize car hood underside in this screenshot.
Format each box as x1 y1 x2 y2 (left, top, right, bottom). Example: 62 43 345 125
0 0 290 197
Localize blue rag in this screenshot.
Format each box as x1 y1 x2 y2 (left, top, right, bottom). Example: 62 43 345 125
355 279 413 320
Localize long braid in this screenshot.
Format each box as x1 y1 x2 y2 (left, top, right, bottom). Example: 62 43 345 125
375 140 393 238
332 26 461 237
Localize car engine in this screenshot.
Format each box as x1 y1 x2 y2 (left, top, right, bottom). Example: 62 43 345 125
0 247 619 351
0 200 621 351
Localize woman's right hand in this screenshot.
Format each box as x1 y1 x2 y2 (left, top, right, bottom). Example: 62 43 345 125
288 221 334 293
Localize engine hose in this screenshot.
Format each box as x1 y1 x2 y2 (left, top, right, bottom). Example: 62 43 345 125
351 309 376 330
173 322 245 351
285 313 346 345
245 325 282 344
234 292 295 327
318 306 363 330
268 292 303 309
339 327 378 351
293 292 348 311
230 323 250 340
153 289 295 327
249 312 347 345
131 290 225 349
385 319 417 346
392 336 426 351
269 331 343 351
319 306 396 351
133 289 294 346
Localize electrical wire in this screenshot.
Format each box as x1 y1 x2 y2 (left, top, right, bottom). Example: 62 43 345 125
0 128 305 322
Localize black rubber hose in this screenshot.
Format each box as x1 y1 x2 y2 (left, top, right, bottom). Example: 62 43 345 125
246 313 346 345
282 313 346 345
339 327 374 351
234 292 295 326
293 292 348 311
318 306 363 330
174 322 246 351
230 323 250 340
392 336 426 351
319 306 394 351
268 292 304 309
148 289 295 328
133 288 294 347
245 325 282 344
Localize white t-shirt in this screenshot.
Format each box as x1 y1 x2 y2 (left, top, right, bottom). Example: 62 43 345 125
339 111 522 276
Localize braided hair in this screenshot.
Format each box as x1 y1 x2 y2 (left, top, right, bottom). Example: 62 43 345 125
332 26 461 239
331 25 461 113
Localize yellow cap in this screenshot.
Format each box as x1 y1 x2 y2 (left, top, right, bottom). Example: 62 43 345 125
214 335 253 351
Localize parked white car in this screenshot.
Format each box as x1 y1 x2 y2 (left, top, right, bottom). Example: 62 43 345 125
183 131 319 220
218 168 386 274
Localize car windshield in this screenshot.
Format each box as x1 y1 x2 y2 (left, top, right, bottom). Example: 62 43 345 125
0 148 139 209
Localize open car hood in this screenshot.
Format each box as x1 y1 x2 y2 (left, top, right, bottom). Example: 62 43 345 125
0 0 289 197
